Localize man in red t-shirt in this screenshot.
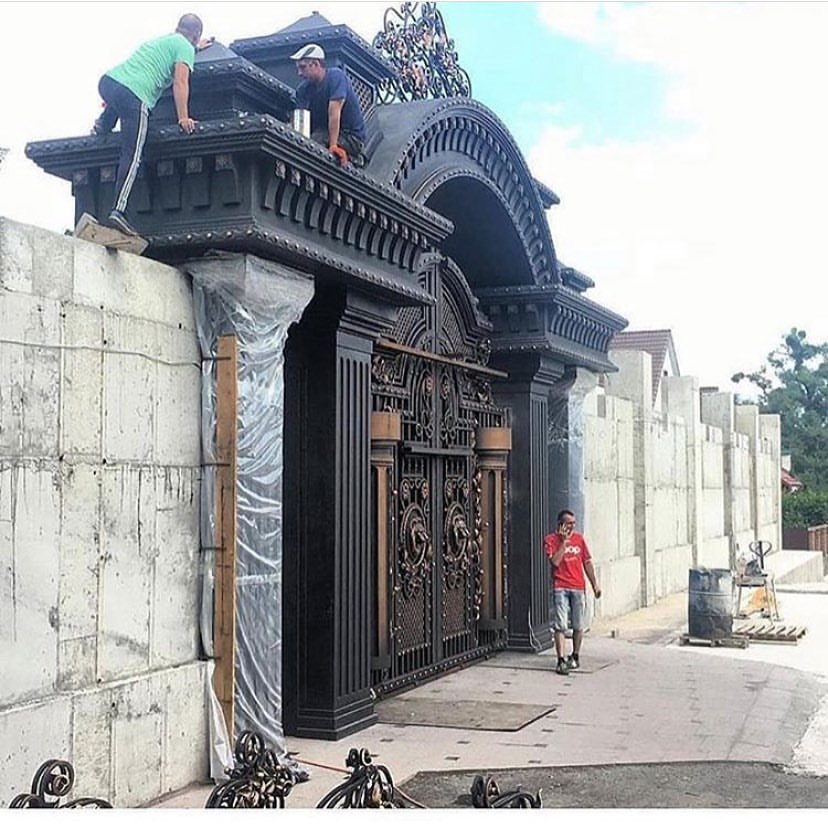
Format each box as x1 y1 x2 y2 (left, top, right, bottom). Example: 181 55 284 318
544 509 601 675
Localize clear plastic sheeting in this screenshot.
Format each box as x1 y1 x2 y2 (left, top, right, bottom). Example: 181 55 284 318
189 253 314 756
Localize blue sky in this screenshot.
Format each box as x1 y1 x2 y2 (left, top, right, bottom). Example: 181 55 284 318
441 2 682 149
1 1 827 393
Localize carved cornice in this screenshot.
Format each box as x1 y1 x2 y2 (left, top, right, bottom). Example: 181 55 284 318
151 50 296 123
387 99 559 286
476 283 628 372
559 263 595 292
26 116 453 246
231 23 396 83
145 219 435 306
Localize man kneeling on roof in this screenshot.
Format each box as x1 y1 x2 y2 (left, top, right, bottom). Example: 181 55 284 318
291 43 366 168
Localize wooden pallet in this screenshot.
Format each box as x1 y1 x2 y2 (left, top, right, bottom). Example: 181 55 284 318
733 621 807 643
679 633 749 649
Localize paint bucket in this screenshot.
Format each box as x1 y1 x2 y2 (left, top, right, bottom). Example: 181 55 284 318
688 568 733 639
291 109 311 138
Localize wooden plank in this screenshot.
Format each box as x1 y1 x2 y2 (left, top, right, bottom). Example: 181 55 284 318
74 212 148 255
214 335 238 742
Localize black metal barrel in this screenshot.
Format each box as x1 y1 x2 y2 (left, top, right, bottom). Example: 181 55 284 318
688 568 733 639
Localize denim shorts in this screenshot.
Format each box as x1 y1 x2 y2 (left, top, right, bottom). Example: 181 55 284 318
552 588 586 632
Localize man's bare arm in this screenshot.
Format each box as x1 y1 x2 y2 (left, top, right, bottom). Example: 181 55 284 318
327 98 344 149
173 63 196 133
584 561 601 598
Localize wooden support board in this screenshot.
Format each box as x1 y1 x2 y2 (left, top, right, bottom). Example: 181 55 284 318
733 621 807 643
214 335 238 741
74 212 148 255
679 633 749 649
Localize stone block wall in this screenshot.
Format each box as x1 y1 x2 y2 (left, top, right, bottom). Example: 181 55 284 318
0 218 208 806
583 349 782 617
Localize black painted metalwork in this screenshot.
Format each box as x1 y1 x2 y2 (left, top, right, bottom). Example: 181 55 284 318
373 2 472 103
9 760 111 809
470 775 542 809
370 259 508 694
316 748 404 808
205 730 297 808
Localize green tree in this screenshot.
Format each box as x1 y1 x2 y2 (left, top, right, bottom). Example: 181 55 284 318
732 328 828 489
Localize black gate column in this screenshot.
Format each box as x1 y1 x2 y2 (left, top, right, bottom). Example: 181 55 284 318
284 285 399 740
491 354 563 651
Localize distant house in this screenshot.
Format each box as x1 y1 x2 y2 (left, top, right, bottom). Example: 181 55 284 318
781 455 804 492
608 329 680 408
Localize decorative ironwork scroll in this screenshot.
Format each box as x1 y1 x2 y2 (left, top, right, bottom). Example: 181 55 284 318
9 760 112 808
205 730 297 808
443 476 471 590
470 775 542 809
373 2 472 104
316 748 405 808
399 476 433 599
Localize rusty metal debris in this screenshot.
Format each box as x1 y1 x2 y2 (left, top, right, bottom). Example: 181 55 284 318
205 730 297 808
316 748 405 808
9 760 111 808
470 774 542 808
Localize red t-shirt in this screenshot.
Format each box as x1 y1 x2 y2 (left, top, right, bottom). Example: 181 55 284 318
544 531 591 590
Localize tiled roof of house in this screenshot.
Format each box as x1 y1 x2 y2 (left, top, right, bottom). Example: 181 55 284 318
609 329 679 404
781 468 804 492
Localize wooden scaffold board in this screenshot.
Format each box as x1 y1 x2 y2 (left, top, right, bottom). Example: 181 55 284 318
733 621 807 643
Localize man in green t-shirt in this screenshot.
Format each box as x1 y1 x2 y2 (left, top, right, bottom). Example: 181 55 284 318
92 13 209 236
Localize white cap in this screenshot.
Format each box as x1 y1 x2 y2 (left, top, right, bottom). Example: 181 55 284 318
290 43 325 60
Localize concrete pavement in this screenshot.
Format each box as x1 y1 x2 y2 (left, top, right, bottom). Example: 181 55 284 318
153 549 828 809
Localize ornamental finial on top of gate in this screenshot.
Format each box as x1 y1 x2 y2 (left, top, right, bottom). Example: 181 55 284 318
373 2 472 104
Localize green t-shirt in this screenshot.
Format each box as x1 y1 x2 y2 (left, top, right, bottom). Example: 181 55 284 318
107 32 195 109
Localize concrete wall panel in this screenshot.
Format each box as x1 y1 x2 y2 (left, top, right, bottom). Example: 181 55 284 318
0 696 71 806
99 467 151 680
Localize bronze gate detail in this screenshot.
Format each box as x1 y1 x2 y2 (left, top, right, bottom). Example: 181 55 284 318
370 261 510 694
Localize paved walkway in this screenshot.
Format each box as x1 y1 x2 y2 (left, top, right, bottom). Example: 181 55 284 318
153 553 828 809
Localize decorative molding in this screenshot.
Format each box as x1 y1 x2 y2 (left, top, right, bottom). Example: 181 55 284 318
373 2 472 103
386 100 559 286
147 220 435 305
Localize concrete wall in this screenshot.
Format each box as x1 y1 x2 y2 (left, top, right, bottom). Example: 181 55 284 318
0 218 208 806
582 349 781 618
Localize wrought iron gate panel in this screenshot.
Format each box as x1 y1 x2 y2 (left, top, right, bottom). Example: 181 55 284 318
370 261 508 694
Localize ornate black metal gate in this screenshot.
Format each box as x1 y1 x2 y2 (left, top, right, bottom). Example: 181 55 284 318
370 260 510 694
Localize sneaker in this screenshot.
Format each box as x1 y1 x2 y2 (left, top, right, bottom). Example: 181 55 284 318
107 210 139 236
555 659 569 676
567 653 580 671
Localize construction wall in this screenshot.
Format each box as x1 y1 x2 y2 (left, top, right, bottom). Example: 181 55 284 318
0 218 208 806
581 349 782 619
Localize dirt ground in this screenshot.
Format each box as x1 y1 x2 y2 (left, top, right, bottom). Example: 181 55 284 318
399 761 828 808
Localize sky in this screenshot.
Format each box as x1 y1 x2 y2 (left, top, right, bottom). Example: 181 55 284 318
1 0 826 394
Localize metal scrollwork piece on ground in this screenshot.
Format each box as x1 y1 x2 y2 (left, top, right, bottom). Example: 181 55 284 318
373 2 472 103
316 748 404 808
9 760 112 808
205 729 297 808
470 775 542 808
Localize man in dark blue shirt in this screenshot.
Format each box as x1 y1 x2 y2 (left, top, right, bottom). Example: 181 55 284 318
291 43 366 167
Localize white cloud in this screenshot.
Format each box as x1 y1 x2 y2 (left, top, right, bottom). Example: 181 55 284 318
530 1 828 389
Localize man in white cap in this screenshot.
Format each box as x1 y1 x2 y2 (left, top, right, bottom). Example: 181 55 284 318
291 43 366 167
